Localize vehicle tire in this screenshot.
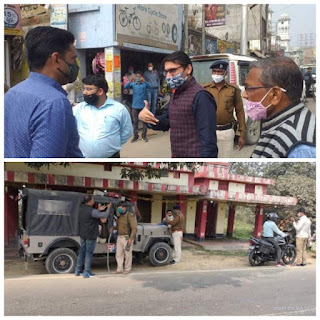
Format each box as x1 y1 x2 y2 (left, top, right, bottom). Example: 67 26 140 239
245 118 260 145
45 248 77 274
149 242 172 266
249 250 264 266
282 246 296 265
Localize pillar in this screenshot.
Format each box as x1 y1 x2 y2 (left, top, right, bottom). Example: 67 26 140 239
185 200 197 236
216 203 226 238
151 194 163 224
227 204 236 237
105 46 121 101
254 205 264 238
195 200 208 242
176 194 185 216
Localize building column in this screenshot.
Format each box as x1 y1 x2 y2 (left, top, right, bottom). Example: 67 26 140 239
4 187 19 245
151 194 163 224
216 202 226 238
176 194 185 215
185 200 197 236
227 204 236 237
254 205 264 238
105 46 121 101
195 200 208 242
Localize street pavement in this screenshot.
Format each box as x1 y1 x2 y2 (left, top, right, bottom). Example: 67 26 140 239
4 264 316 316
121 98 316 158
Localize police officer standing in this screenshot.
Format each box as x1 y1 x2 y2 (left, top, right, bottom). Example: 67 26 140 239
203 60 246 158
113 202 137 274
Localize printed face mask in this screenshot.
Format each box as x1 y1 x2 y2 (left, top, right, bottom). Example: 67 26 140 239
166 72 188 89
246 88 273 121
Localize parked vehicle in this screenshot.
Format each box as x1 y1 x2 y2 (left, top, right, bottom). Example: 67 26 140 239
191 53 260 145
18 188 174 274
248 235 296 266
312 83 316 102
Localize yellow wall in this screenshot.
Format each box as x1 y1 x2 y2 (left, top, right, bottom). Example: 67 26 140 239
216 203 227 235
5 163 189 186
185 200 197 234
151 195 162 223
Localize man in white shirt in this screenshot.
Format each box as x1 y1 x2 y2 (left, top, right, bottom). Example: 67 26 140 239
290 208 312 266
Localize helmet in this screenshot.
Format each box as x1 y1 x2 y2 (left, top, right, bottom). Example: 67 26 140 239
267 212 278 222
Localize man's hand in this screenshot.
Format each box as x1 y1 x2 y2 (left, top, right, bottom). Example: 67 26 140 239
138 100 159 125
127 239 133 246
290 216 295 222
238 136 245 151
109 227 114 233
107 202 112 210
140 77 145 82
98 204 107 211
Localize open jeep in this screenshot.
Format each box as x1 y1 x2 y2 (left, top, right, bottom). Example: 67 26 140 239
18 188 174 274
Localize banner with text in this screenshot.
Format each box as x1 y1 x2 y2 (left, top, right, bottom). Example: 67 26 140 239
116 4 179 51
205 4 226 27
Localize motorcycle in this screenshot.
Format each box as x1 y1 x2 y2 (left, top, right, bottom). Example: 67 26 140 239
248 234 296 266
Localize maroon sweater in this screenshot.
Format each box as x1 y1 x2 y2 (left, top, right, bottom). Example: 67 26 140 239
169 77 205 157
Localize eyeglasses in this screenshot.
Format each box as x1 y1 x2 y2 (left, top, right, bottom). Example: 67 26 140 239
83 86 99 92
244 86 287 92
244 86 271 91
163 66 183 76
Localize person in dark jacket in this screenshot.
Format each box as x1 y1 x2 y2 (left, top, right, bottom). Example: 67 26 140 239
139 51 218 158
75 195 112 278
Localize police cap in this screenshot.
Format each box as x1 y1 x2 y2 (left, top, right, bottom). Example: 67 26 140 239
210 59 229 70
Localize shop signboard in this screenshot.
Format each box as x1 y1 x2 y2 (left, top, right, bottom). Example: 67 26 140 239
4 4 22 36
116 4 179 51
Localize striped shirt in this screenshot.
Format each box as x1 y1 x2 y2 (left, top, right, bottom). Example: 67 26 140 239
251 102 316 158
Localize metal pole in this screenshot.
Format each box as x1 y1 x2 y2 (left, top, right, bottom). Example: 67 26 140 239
184 4 188 53
240 4 248 55
202 4 205 54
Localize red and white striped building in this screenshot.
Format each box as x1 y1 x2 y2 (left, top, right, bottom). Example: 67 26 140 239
4 162 297 245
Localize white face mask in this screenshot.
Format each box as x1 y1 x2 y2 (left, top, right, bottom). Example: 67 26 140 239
148 67 153 71
212 74 225 83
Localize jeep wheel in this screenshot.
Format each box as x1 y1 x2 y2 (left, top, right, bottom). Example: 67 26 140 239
245 118 260 145
45 248 77 274
149 242 172 266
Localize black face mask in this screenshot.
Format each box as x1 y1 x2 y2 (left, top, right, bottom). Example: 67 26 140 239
83 92 99 106
58 58 79 83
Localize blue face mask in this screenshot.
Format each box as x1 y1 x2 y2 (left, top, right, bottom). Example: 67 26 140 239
135 77 140 82
166 72 188 89
117 207 127 215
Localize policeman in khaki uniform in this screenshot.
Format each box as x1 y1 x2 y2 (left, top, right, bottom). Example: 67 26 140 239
203 60 246 158
113 202 137 274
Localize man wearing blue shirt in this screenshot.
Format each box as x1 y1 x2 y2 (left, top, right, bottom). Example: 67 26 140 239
124 71 152 142
73 75 133 157
5 26 83 158
143 62 160 115
262 212 287 267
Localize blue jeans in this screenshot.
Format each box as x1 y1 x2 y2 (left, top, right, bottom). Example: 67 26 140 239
75 238 97 275
146 88 158 115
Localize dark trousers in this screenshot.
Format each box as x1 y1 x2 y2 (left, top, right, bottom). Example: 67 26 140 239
132 108 147 138
264 237 282 263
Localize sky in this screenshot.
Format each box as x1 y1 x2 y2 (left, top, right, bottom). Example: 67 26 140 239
270 4 316 47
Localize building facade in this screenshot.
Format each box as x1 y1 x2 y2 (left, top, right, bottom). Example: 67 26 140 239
4 163 297 246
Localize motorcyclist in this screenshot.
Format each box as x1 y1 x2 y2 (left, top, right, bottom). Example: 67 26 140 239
262 212 287 267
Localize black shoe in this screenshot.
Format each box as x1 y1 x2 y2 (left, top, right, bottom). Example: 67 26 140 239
170 260 178 265
131 136 139 143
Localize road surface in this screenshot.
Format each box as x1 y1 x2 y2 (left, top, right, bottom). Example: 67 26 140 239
5 264 316 316
121 98 316 158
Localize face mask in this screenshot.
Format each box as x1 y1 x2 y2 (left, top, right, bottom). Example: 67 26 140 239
167 215 174 221
128 69 134 74
212 74 225 84
117 207 126 215
245 88 273 121
83 91 99 106
59 58 79 83
148 67 153 71
166 72 188 89
135 77 140 82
